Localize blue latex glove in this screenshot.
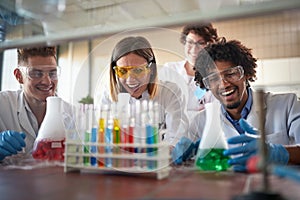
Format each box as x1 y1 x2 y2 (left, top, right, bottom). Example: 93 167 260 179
223 119 289 172
172 137 200 165
0 130 26 161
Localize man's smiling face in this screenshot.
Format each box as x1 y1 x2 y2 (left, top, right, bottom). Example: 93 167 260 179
209 61 248 111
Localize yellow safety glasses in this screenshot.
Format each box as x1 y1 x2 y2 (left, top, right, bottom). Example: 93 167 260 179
113 63 152 78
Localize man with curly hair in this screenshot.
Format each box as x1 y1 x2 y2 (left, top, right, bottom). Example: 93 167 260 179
173 38 300 170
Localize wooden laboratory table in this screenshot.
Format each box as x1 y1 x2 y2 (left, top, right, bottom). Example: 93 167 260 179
1 163 300 200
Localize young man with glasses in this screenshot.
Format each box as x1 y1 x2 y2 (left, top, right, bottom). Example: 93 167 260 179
160 23 219 122
0 46 72 162
173 38 300 169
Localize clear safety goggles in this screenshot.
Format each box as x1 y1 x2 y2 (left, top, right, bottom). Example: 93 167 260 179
18 66 61 80
202 65 244 89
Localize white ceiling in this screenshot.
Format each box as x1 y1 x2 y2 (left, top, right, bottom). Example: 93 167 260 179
1 0 300 50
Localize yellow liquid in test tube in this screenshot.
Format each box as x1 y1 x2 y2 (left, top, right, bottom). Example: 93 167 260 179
98 118 105 167
113 118 120 167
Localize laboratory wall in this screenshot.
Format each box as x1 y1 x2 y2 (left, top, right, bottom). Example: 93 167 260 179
2 11 300 105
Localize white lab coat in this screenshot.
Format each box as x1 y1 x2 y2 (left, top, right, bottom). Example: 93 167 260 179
101 80 189 146
0 90 74 155
189 91 300 146
159 61 215 122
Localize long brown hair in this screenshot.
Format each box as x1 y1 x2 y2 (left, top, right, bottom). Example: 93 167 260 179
109 36 158 101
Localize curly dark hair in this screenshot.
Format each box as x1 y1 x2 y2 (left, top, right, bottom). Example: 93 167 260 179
18 46 57 65
194 38 257 89
180 22 219 44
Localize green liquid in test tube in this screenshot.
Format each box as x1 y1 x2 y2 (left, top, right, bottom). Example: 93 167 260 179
155 102 160 167
83 131 90 165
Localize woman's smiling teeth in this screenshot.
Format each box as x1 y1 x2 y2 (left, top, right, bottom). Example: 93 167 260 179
127 83 139 88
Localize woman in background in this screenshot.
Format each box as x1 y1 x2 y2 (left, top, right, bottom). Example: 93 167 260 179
160 23 219 121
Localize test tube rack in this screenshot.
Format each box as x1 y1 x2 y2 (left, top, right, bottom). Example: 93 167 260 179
64 138 171 180
64 100 171 179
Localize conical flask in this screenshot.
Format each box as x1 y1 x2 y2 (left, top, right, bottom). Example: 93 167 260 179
195 101 230 171
32 96 66 161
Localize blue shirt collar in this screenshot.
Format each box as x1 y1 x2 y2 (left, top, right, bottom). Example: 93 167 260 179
221 88 253 133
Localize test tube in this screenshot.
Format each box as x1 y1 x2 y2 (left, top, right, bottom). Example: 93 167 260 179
83 104 91 166
128 103 135 154
90 104 98 167
134 100 142 168
120 105 129 168
112 102 121 167
128 103 135 167
152 101 159 169
153 101 159 144
105 106 113 168
73 104 86 164
98 104 108 167
141 100 148 168
146 100 155 169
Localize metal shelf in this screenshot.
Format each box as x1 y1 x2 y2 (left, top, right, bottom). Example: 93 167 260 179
1 0 300 50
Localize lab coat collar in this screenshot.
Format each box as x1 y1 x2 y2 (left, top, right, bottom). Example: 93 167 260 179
17 90 37 138
220 88 265 132
245 89 266 127
252 89 267 112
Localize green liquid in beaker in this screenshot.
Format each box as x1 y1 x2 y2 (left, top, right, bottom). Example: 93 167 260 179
195 148 230 171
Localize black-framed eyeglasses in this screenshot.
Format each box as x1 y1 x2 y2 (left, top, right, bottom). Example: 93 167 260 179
185 38 207 49
202 66 244 89
18 66 61 80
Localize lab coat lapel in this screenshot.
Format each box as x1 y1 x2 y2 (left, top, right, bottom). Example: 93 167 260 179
220 114 239 139
17 92 37 139
247 91 267 129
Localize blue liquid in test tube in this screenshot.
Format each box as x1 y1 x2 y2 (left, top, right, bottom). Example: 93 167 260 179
146 124 155 169
146 100 156 169
90 127 98 166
